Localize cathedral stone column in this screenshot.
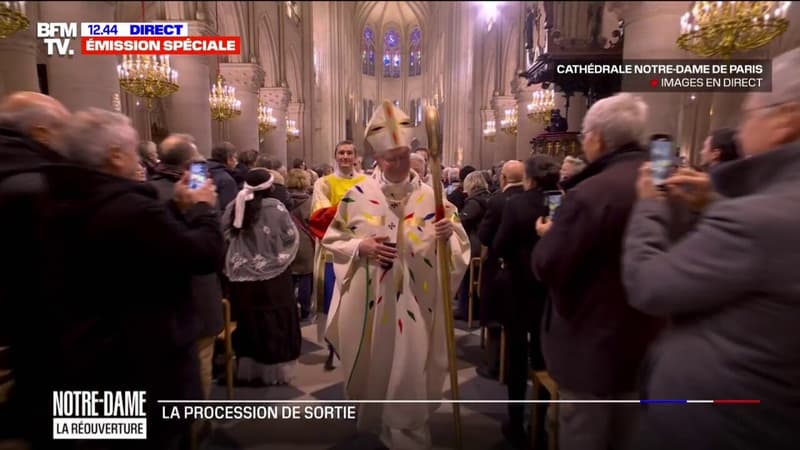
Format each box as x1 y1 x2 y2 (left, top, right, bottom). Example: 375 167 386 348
514 82 546 161
38 1 120 111
162 21 214 156
259 87 291 165
0 4 39 95
220 63 264 153
611 1 691 138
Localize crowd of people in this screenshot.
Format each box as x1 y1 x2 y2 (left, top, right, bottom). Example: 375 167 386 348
1 46 799 450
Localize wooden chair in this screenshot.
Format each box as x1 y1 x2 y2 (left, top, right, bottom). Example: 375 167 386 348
498 328 507 382
217 299 237 400
529 370 559 450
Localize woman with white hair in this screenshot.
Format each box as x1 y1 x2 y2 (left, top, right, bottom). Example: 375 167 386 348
455 171 490 319
223 168 302 385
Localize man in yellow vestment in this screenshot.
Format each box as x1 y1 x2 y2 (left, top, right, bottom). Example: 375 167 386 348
322 101 470 449
310 140 366 369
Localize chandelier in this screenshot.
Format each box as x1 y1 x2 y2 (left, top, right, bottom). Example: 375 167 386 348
209 74 241 122
258 101 277 141
527 88 555 124
677 1 792 58
117 55 179 110
500 107 518 136
482 120 496 141
0 1 28 39
286 119 300 142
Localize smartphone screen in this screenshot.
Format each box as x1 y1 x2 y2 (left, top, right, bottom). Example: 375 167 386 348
543 190 563 220
189 162 208 190
650 135 675 186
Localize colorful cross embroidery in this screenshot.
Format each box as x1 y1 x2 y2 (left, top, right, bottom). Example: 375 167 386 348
407 310 416 322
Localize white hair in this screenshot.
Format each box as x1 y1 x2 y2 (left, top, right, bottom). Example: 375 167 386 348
750 47 800 108
563 156 586 170
0 105 65 133
582 93 649 150
60 108 138 169
463 171 488 195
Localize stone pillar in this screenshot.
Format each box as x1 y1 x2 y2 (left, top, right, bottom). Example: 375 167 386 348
491 95 518 163
612 1 691 138
162 21 214 156
0 2 39 95
709 92 746 130
259 87 291 164
514 84 547 161
220 63 264 153
478 109 497 169
39 1 120 111
287 102 304 165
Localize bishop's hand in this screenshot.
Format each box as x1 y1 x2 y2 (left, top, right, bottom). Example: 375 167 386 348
434 218 454 240
358 236 397 265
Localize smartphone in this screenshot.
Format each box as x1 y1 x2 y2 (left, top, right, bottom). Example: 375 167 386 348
650 135 675 186
543 190 563 220
189 161 208 190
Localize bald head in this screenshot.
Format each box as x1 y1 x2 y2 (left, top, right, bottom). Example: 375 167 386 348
159 133 199 168
0 91 70 149
501 160 524 189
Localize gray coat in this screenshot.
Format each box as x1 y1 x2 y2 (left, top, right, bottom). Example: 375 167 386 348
623 143 800 450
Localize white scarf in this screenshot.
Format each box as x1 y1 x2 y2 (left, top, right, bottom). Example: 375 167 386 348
232 177 274 229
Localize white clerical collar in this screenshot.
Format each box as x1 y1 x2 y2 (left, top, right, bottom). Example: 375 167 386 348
380 171 411 186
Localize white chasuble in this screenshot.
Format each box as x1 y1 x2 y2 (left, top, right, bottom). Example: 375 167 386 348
321 173 470 434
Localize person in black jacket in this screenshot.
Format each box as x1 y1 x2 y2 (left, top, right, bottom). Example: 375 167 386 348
476 160 525 379
0 92 70 445
446 165 475 211
209 141 239 211
532 94 664 450
151 133 225 401
455 171 490 320
233 148 259 189
255 154 294 209
492 155 559 448
37 108 222 449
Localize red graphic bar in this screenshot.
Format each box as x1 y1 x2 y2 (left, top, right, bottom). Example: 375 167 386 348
81 36 241 55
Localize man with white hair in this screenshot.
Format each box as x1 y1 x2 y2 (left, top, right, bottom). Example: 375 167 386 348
532 93 664 450
35 108 223 448
623 47 800 450
322 100 470 449
0 91 70 445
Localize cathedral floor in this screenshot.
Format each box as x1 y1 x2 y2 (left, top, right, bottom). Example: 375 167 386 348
205 319 516 450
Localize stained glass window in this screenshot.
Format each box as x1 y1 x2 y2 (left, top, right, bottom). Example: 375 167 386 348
409 27 422 76
383 29 401 79
362 26 375 76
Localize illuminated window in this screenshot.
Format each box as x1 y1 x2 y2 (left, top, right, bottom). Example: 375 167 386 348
383 29 401 79
409 27 422 77
362 26 375 76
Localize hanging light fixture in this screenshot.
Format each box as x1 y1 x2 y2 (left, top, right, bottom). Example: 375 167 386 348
482 120 496 141
209 73 241 121
500 107 518 136
258 100 277 141
117 2 179 110
286 118 300 142
209 0 241 138
527 87 555 124
677 1 792 58
0 2 29 39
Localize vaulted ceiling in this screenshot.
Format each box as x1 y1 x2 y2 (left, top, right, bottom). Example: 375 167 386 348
355 1 430 33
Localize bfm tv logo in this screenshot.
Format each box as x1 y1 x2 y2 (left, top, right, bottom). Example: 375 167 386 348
37 22 76 56
52 391 147 439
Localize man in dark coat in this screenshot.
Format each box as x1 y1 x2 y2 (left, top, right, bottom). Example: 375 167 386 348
37 109 223 449
151 133 225 400
624 47 800 450
476 160 525 379
0 92 70 444
532 93 663 450
209 141 239 211
492 155 559 448
255 154 293 209
446 165 475 211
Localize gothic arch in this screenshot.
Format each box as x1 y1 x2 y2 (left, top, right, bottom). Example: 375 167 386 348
217 2 249 63
257 13 279 87
286 44 302 101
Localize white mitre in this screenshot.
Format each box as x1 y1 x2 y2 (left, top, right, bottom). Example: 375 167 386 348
365 100 415 154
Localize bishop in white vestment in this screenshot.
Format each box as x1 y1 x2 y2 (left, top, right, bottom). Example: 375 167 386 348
322 101 470 449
